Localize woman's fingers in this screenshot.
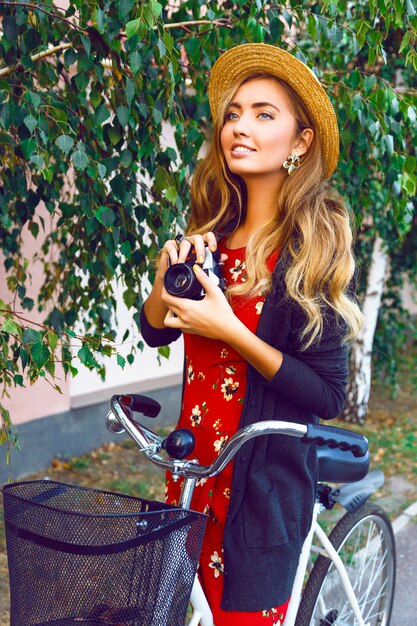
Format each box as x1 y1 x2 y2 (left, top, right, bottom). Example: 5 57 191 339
205 231 217 253
189 234 206 264
161 239 181 267
177 238 193 263
161 231 218 272
185 231 217 264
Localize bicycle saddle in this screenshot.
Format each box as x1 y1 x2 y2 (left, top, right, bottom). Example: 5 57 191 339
317 446 370 483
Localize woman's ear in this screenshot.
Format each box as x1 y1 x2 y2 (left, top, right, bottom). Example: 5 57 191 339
293 128 314 157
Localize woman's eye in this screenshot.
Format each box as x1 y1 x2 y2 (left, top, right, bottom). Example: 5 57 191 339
259 111 274 120
225 111 238 121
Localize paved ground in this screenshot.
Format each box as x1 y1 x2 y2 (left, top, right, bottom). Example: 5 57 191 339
390 516 417 626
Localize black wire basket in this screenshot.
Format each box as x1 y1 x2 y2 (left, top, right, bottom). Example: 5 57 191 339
2 480 207 626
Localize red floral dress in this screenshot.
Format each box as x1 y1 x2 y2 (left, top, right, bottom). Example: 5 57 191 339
165 243 290 626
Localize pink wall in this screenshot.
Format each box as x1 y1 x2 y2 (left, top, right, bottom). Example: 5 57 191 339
1 206 70 426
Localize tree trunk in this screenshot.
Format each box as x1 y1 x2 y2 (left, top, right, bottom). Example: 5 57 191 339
341 236 389 424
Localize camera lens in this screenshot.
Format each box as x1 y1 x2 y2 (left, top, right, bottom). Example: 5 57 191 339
173 272 189 290
164 264 201 298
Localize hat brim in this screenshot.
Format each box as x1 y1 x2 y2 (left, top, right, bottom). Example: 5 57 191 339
208 44 339 179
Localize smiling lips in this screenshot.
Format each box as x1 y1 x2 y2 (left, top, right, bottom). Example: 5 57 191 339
231 143 256 156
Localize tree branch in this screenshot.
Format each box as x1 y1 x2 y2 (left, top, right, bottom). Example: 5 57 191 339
0 1 86 32
0 16 232 77
0 43 73 77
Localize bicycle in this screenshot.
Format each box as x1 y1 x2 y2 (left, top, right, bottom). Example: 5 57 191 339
106 394 396 626
3 393 396 626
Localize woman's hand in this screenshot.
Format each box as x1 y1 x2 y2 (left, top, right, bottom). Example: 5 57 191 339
144 231 221 330
157 231 219 281
163 264 284 379
162 264 237 341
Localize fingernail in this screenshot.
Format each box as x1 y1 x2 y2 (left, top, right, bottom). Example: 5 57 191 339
210 244 216 252
193 264 201 274
198 255 204 264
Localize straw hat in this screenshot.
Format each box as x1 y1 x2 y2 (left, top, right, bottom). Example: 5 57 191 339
208 43 339 179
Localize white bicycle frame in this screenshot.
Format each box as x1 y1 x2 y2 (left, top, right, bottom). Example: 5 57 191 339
107 396 371 626
187 502 370 626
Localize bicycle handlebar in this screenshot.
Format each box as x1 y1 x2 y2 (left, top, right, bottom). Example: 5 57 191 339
107 394 368 479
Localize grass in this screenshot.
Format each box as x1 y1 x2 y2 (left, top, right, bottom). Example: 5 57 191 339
331 412 417 482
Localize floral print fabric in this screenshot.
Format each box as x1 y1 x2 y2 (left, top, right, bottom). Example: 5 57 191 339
166 243 288 625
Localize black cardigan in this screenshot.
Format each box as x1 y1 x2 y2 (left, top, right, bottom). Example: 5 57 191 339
139 250 349 611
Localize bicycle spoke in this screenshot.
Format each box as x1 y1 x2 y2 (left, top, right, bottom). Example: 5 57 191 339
296 506 395 626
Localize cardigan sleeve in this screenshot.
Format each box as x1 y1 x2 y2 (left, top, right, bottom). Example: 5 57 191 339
139 304 182 348
265 306 349 420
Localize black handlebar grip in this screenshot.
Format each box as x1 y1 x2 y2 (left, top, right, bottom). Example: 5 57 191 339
120 394 161 418
302 424 368 458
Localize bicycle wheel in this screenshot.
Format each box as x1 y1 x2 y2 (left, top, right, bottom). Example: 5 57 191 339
295 503 396 626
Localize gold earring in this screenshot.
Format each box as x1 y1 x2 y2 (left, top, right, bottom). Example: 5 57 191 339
283 153 301 175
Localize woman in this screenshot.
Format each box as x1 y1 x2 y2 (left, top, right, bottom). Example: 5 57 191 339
140 44 363 625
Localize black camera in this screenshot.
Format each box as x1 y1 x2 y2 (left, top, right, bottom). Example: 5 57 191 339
164 246 226 300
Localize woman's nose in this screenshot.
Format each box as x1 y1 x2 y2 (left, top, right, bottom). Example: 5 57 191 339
233 114 251 136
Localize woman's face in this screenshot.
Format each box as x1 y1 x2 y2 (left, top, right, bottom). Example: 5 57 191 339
220 77 307 182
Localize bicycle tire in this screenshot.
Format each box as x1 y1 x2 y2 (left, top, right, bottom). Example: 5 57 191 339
295 503 396 626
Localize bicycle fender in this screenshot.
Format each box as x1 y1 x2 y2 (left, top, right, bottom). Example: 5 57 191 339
333 469 385 513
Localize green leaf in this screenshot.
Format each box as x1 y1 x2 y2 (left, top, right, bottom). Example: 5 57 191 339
149 0 163 19
157 37 166 59
22 328 41 346
95 103 110 124
108 125 121 145
64 47 77 68
45 359 56 378
95 206 115 227
184 37 200 63
1 318 21 336
78 344 98 368
24 91 41 109
56 134 74 155
163 31 174 54
120 149 132 167
13 374 24 387
399 32 410 55
22 297 34 311
116 105 130 126
120 240 132 257
96 8 107 33
158 345 170 359
164 186 178 203
80 34 91 56
21 137 37 159
117 354 126 369
126 17 140 39
46 330 59 351
119 0 135 19
383 134 394 155
3 15 17 42
20 348 29 370
24 115 38 133
129 50 141 73
30 342 51 369
153 107 163 125
29 221 39 238
123 288 136 308
71 146 88 171
97 162 107 179
125 78 135 107
306 15 317 41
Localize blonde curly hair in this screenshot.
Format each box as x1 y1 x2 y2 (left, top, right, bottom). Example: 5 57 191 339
187 73 363 348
